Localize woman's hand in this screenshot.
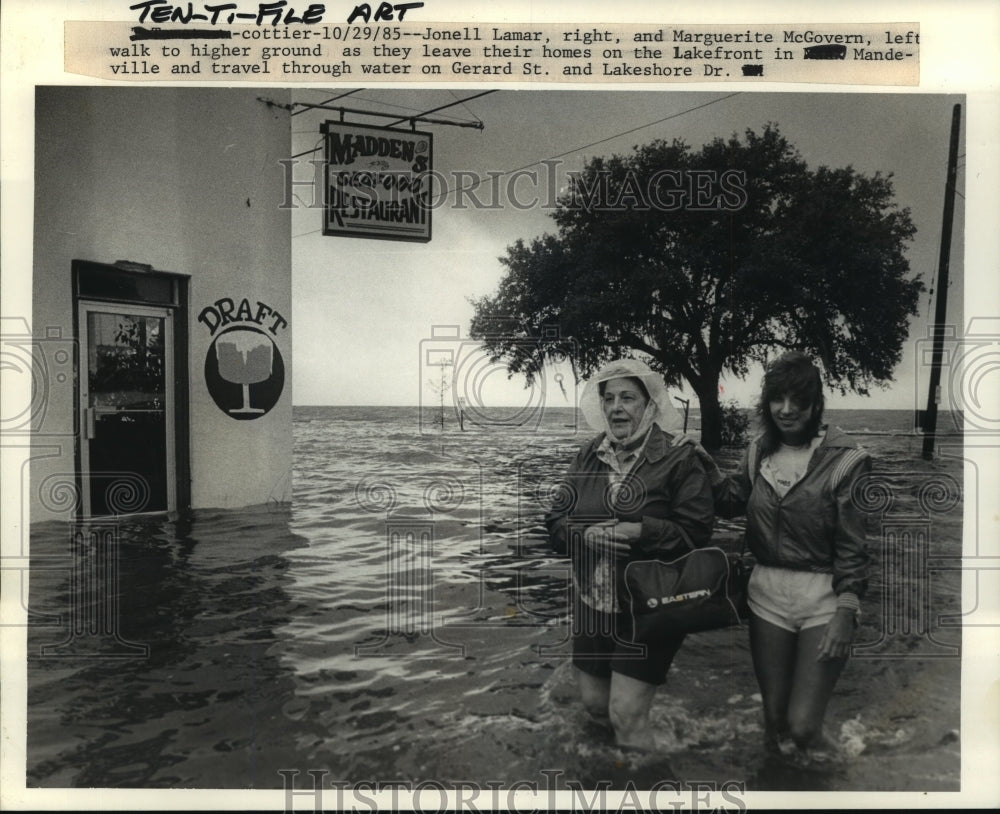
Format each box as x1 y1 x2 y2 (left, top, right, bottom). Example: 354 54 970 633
816 608 856 661
610 521 642 541
582 520 639 557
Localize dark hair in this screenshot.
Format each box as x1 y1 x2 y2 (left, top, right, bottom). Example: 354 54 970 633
598 376 650 400
756 351 825 454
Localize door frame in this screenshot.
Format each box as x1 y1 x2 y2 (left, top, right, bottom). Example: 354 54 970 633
72 260 190 519
77 301 176 517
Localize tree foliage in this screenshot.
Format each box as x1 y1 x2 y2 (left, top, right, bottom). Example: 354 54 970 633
469 125 923 447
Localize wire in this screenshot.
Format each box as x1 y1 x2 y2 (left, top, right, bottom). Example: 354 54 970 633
292 90 478 125
290 136 325 160
347 93 475 123
291 88 364 115
449 89 485 126
290 90 496 160
429 91 742 205
383 89 498 128
292 91 742 238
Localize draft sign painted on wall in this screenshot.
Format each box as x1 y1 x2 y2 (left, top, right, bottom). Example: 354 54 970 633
199 297 287 419
323 121 433 243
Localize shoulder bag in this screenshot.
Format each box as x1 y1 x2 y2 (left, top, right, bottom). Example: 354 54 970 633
623 543 753 639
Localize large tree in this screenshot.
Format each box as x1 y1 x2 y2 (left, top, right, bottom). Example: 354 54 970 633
469 125 923 447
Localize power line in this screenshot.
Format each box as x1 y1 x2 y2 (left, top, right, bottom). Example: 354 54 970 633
291 101 486 129
290 91 482 154
448 88 485 127
292 91 743 238
383 89 497 128
290 88 363 116
346 90 490 124
289 96 487 160
289 91 489 130
290 136 325 161
298 90 477 124
429 91 743 205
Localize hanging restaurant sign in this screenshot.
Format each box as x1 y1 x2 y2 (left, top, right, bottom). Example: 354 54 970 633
322 121 433 243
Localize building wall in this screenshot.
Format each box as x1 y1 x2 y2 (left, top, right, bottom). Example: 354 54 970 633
31 87 292 521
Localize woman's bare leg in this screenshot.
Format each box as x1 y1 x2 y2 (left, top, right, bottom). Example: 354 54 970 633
608 671 658 749
749 613 798 748
785 624 847 749
575 667 611 719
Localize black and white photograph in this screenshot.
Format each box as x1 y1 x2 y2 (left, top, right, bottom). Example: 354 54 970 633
2 2 998 811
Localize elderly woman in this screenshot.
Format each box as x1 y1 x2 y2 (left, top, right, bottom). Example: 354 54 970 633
682 351 870 755
545 359 714 749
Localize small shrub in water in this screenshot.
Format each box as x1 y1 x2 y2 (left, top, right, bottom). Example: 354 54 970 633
719 400 750 447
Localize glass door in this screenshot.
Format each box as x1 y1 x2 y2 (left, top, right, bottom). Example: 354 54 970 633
78 302 175 517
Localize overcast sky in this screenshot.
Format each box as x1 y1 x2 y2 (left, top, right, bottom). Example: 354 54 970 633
289 90 965 410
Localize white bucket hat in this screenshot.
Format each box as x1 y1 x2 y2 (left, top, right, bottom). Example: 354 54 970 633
579 358 683 436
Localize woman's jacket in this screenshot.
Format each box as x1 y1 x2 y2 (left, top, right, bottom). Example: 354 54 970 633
545 424 714 612
713 426 870 598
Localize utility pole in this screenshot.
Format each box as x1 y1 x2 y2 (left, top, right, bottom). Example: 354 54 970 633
674 396 691 434
427 359 453 431
922 103 962 460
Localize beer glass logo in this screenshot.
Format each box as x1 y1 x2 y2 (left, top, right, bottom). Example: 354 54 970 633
205 326 284 419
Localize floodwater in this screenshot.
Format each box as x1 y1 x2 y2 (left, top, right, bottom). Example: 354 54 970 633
26 407 962 791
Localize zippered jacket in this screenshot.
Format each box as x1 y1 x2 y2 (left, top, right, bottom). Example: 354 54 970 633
545 424 714 612
714 425 871 598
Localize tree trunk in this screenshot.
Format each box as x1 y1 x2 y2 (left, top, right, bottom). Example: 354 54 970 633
694 377 723 451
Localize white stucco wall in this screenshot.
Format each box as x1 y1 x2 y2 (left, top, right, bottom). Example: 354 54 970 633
31 87 292 521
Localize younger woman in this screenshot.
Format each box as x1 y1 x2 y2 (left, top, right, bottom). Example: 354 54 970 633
684 351 870 753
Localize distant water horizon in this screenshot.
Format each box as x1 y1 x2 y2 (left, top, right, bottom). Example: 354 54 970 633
293 405 964 437
294 404 927 410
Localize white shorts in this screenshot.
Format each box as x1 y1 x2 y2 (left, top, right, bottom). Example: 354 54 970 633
747 564 838 632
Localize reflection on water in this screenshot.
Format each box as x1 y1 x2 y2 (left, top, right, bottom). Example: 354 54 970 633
28 509 305 787
26 408 961 790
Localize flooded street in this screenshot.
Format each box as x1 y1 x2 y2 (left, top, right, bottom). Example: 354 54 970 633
26 408 961 792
